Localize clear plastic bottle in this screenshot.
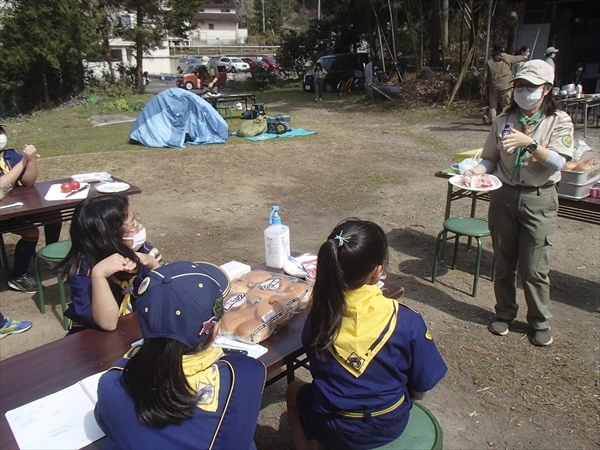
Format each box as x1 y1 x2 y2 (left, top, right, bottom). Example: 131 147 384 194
264 206 290 268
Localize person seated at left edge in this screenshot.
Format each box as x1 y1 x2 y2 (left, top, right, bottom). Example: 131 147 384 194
95 261 266 450
0 124 61 293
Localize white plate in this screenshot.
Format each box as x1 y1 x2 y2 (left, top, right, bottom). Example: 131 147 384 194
283 254 317 278
95 182 130 193
449 174 502 192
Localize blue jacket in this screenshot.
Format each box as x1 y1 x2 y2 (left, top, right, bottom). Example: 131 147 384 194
95 353 266 450
65 242 156 333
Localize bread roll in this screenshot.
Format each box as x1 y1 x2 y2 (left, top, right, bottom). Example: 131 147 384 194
244 270 273 286
575 159 598 171
563 161 578 171
220 309 249 335
256 276 292 292
285 281 310 300
231 277 251 293
255 299 278 321
235 319 272 344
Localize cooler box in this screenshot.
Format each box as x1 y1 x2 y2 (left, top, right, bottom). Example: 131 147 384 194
267 115 291 124
455 148 482 163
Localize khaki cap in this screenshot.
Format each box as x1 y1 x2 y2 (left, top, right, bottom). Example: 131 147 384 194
514 60 554 85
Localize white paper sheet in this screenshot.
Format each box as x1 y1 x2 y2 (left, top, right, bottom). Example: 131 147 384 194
5 371 106 450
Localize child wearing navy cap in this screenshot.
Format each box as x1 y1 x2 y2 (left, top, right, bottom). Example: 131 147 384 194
94 261 266 450
286 219 447 450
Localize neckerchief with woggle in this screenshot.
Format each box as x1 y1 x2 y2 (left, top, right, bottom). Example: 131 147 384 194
0 152 11 174
329 284 398 377
111 274 137 316
182 347 224 412
511 107 544 182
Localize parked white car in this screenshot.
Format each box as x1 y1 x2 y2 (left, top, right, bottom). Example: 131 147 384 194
219 57 250 73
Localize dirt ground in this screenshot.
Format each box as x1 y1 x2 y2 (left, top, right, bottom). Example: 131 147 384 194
1 99 599 449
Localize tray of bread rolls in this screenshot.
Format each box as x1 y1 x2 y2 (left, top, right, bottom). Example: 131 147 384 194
220 270 313 344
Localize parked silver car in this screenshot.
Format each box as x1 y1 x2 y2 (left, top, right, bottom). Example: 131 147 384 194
176 57 202 73
218 56 250 73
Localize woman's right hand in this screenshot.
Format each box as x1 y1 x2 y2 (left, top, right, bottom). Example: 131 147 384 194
92 253 137 278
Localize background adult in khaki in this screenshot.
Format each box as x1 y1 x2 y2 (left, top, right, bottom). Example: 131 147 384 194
465 60 574 347
482 43 527 123
197 56 219 93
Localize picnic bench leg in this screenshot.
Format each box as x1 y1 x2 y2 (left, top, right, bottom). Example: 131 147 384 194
584 102 588 138
0 235 10 281
286 362 296 384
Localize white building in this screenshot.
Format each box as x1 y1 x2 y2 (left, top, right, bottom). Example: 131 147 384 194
189 3 248 45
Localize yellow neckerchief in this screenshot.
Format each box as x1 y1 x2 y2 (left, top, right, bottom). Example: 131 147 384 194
0 151 10 174
182 347 224 413
111 274 136 316
330 284 398 378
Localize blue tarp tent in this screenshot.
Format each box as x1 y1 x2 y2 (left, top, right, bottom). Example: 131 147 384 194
129 88 228 147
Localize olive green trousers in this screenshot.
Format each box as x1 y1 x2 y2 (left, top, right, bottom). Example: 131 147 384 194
488 184 558 330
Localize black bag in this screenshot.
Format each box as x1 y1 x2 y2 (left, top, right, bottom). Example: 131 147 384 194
241 109 259 120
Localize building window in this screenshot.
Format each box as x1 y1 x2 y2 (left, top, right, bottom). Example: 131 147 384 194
118 15 131 28
221 9 230 12
208 23 214 30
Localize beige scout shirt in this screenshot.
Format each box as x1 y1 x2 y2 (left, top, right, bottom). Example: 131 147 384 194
485 53 527 91
481 109 574 187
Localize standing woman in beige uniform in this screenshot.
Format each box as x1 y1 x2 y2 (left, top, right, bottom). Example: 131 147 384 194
465 60 574 346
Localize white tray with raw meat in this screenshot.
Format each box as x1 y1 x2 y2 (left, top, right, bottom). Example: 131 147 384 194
449 174 502 192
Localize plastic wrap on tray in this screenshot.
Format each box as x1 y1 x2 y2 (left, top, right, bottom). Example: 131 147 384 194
220 270 313 344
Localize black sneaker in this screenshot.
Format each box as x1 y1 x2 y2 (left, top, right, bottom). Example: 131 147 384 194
8 274 38 293
530 328 553 346
488 317 512 336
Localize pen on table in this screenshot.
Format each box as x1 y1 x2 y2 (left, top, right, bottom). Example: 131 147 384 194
221 347 249 355
65 184 89 198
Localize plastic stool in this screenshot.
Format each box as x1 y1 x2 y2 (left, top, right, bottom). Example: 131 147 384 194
432 217 494 297
251 103 267 116
370 402 443 450
216 100 231 120
34 240 71 330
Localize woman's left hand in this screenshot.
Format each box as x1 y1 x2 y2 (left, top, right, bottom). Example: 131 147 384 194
502 128 533 154
137 252 161 270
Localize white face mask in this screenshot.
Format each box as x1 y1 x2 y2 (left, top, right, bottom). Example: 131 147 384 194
124 227 146 251
0 134 7 150
513 87 544 110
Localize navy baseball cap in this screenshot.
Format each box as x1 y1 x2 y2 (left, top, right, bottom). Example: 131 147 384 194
136 261 231 350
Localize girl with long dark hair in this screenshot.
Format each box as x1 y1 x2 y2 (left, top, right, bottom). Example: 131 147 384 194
286 219 447 449
464 60 574 346
95 261 266 449
58 194 163 334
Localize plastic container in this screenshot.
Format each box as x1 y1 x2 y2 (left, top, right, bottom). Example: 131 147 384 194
264 206 290 269
557 179 597 199
560 152 600 184
267 115 291 124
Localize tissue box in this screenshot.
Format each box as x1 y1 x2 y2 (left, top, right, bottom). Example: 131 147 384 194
455 148 482 163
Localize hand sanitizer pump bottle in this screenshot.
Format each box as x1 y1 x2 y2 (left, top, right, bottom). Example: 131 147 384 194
264 206 290 268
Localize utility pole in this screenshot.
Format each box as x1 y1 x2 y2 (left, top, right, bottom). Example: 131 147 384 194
483 0 492 67
317 0 321 21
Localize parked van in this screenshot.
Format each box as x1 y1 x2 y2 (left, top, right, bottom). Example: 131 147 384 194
302 53 369 93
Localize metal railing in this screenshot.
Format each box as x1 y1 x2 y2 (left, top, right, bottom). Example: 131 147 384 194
170 45 280 58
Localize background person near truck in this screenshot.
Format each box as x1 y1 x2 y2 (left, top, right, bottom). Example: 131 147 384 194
198 56 219 93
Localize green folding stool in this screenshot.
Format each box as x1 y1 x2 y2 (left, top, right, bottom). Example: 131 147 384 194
34 240 72 330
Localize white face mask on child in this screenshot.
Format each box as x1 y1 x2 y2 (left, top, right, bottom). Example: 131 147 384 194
124 227 146 251
0 134 7 150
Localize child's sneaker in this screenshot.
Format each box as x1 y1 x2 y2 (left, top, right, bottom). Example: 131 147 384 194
488 317 512 336
530 328 553 346
0 318 33 339
8 274 38 293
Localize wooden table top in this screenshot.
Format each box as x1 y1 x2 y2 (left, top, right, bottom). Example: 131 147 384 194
0 265 405 449
0 178 141 234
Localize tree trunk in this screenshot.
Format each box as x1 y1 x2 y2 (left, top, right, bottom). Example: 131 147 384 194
390 0 399 59
441 0 449 53
430 0 441 67
103 37 116 84
406 0 421 72
136 5 144 94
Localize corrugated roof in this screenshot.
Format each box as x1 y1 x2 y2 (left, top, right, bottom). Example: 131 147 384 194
203 3 236 8
195 12 238 22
